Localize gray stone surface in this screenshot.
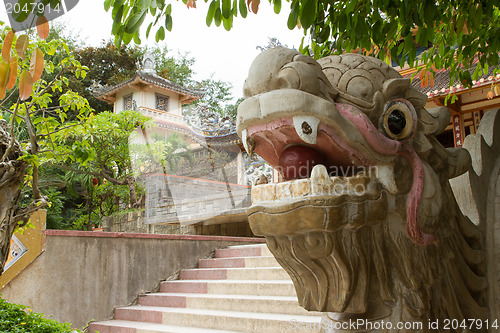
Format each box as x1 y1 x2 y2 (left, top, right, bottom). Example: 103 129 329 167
145 174 251 224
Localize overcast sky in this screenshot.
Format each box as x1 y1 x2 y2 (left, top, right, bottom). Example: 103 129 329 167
1 0 304 101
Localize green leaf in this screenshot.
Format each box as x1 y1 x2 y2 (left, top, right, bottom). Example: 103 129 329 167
273 0 281 14
146 22 153 37
112 5 125 36
299 0 316 29
214 7 222 27
123 32 133 45
207 0 218 26
345 0 356 14
125 10 147 34
316 25 330 43
112 4 124 22
138 0 152 10
287 0 299 30
155 26 165 42
239 0 247 18
222 0 231 19
165 14 173 31
223 14 233 31
232 0 238 16
472 5 482 29
104 0 112 11
12 0 33 23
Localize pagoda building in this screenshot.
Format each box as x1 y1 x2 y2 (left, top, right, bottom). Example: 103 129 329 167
93 53 258 236
400 61 500 148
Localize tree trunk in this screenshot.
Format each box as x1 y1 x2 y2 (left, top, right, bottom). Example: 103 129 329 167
0 121 27 276
127 176 138 208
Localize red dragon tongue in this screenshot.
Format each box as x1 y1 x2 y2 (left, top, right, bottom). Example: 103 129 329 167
336 103 437 246
278 146 326 180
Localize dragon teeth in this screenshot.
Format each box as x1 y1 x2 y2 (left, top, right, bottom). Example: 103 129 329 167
293 115 320 144
251 165 375 203
241 129 256 155
374 164 398 194
311 164 334 195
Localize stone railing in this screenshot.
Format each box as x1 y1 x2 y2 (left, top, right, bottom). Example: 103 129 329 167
139 107 186 125
145 173 251 225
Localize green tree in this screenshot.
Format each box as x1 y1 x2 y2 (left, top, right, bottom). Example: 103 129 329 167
0 21 91 275
50 110 150 212
192 77 233 115
151 46 195 86
106 0 500 88
131 132 194 175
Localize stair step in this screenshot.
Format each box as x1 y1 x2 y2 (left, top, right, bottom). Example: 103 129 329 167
160 280 296 296
89 244 318 332
138 293 321 316
89 320 241 333
179 267 290 280
198 256 280 268
215 244 272 258
114 306 322 333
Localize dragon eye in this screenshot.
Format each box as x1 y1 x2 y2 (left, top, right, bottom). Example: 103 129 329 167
387 109 406 135
381 99 417 141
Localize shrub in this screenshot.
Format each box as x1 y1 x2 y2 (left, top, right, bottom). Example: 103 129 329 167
0 296 79 332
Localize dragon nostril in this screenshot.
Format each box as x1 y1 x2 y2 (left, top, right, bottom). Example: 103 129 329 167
302 121 313 135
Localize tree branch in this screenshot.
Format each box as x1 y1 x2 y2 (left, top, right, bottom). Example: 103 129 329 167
13 197 49 226
51 164 129 185
1 98 21 163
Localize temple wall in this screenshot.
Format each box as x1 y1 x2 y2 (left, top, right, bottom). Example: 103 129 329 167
1 231 264 329
143 86 182 115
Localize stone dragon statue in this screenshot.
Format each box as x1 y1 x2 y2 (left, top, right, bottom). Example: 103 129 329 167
236 48 500 332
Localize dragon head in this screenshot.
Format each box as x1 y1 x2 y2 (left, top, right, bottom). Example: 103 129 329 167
237 48 488 328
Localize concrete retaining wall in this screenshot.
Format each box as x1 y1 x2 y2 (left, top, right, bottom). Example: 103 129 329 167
1 230 264 329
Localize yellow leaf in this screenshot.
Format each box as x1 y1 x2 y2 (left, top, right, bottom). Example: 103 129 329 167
15 35 29 61
428 73 435 87
2 30 14 63
29 48 44 83
494 85 500 96
19 70 33 101
6 57 17 90
418 69 425 81
0 61 9 99
36 16 50 40
251 0 259 13
420 73 428 88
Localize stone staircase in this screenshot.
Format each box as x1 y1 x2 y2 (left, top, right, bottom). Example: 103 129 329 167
88 243 322 333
